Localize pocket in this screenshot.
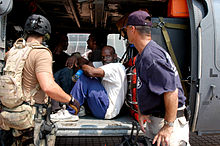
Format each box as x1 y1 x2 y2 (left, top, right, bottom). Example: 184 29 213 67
177 117 188 127
0 75 23 108
0 76 15 97
0 104 34 130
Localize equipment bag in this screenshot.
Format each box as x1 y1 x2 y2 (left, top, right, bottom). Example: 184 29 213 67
117 121 154 146
0 38 39 108
0 38 50 130
126 56 140 122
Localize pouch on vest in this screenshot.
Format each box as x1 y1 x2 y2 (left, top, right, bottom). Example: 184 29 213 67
0 104 34 130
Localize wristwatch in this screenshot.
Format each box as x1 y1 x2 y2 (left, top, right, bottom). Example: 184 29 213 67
164 120 174 127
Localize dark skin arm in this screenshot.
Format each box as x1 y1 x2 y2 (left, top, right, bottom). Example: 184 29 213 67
81 64 104 77
65 55 79 68
66 53 101 77
77 57 90 67
65 54 91 68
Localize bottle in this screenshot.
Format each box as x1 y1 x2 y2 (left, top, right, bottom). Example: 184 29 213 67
72 69 83 82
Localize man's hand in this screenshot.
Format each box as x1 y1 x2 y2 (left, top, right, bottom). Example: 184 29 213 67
68 97 80 115
77 57 89 67
65 56 78 69
138 113 151 133
153 124 173 146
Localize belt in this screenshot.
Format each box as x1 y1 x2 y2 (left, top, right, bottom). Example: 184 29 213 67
151 109 185 118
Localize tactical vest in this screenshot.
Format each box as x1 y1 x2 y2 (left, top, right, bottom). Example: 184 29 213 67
0 38 51 130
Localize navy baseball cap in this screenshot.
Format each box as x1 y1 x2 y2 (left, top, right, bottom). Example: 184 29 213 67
126 10 152 27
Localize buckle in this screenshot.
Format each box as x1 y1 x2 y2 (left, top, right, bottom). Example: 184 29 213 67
158 21 165 28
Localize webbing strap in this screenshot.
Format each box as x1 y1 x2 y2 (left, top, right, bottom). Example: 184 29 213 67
30 84 40 96
153 17 188 96
158 17 183 79
29 84 40 105
164 23 188 30
152 21 188 30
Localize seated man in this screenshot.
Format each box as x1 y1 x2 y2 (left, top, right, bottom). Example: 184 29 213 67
51 33 70 73
67 46 127 119
65 31 106 68
51 67 75 112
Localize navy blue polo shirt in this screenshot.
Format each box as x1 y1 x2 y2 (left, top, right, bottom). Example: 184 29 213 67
135 40 186 115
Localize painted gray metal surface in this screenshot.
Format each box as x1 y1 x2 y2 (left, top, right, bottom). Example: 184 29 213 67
0 0 12 73
187 0 205 132
56 115 143 136
0 16 6 73
192 0 220 133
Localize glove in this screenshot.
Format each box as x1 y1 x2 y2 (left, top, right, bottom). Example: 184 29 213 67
68 95 80 115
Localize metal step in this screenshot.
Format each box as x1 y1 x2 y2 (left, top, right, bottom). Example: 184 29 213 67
55 114 141 137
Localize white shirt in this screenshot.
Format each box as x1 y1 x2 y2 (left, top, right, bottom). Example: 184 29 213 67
99 63 127 119
93 61 103 68
81 50 92 60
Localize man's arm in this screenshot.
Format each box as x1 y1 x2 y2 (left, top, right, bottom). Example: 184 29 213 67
36 72 71 103
153 88 178 146
82 64 105 77
164 88 178 123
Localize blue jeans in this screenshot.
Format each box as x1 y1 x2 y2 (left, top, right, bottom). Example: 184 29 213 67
67 74 109 119
52 67 75 112
54 67 74 94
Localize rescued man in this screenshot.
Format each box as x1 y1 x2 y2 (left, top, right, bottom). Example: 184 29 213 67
51 31 106 112
67 45 127 119
51 32 70 73
65 30 106 68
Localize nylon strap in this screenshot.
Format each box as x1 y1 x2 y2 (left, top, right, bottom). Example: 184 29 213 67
29 84 40 105
164 23 188 30
153 17 188 96
158 17 183 79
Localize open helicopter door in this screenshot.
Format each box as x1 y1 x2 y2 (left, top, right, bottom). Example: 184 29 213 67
188 0 220 135
0 0 13 72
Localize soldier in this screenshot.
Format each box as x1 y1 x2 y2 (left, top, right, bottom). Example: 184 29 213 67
0 14 80 145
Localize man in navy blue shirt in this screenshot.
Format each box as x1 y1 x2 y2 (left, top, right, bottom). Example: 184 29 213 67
124 10 190 146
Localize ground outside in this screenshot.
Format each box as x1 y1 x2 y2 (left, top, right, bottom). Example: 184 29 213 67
55 132 220 146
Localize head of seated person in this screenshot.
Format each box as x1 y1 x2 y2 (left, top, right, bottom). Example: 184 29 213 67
101 45 118 65
52 33 68 55
87 31 106 62
50 33 69 73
